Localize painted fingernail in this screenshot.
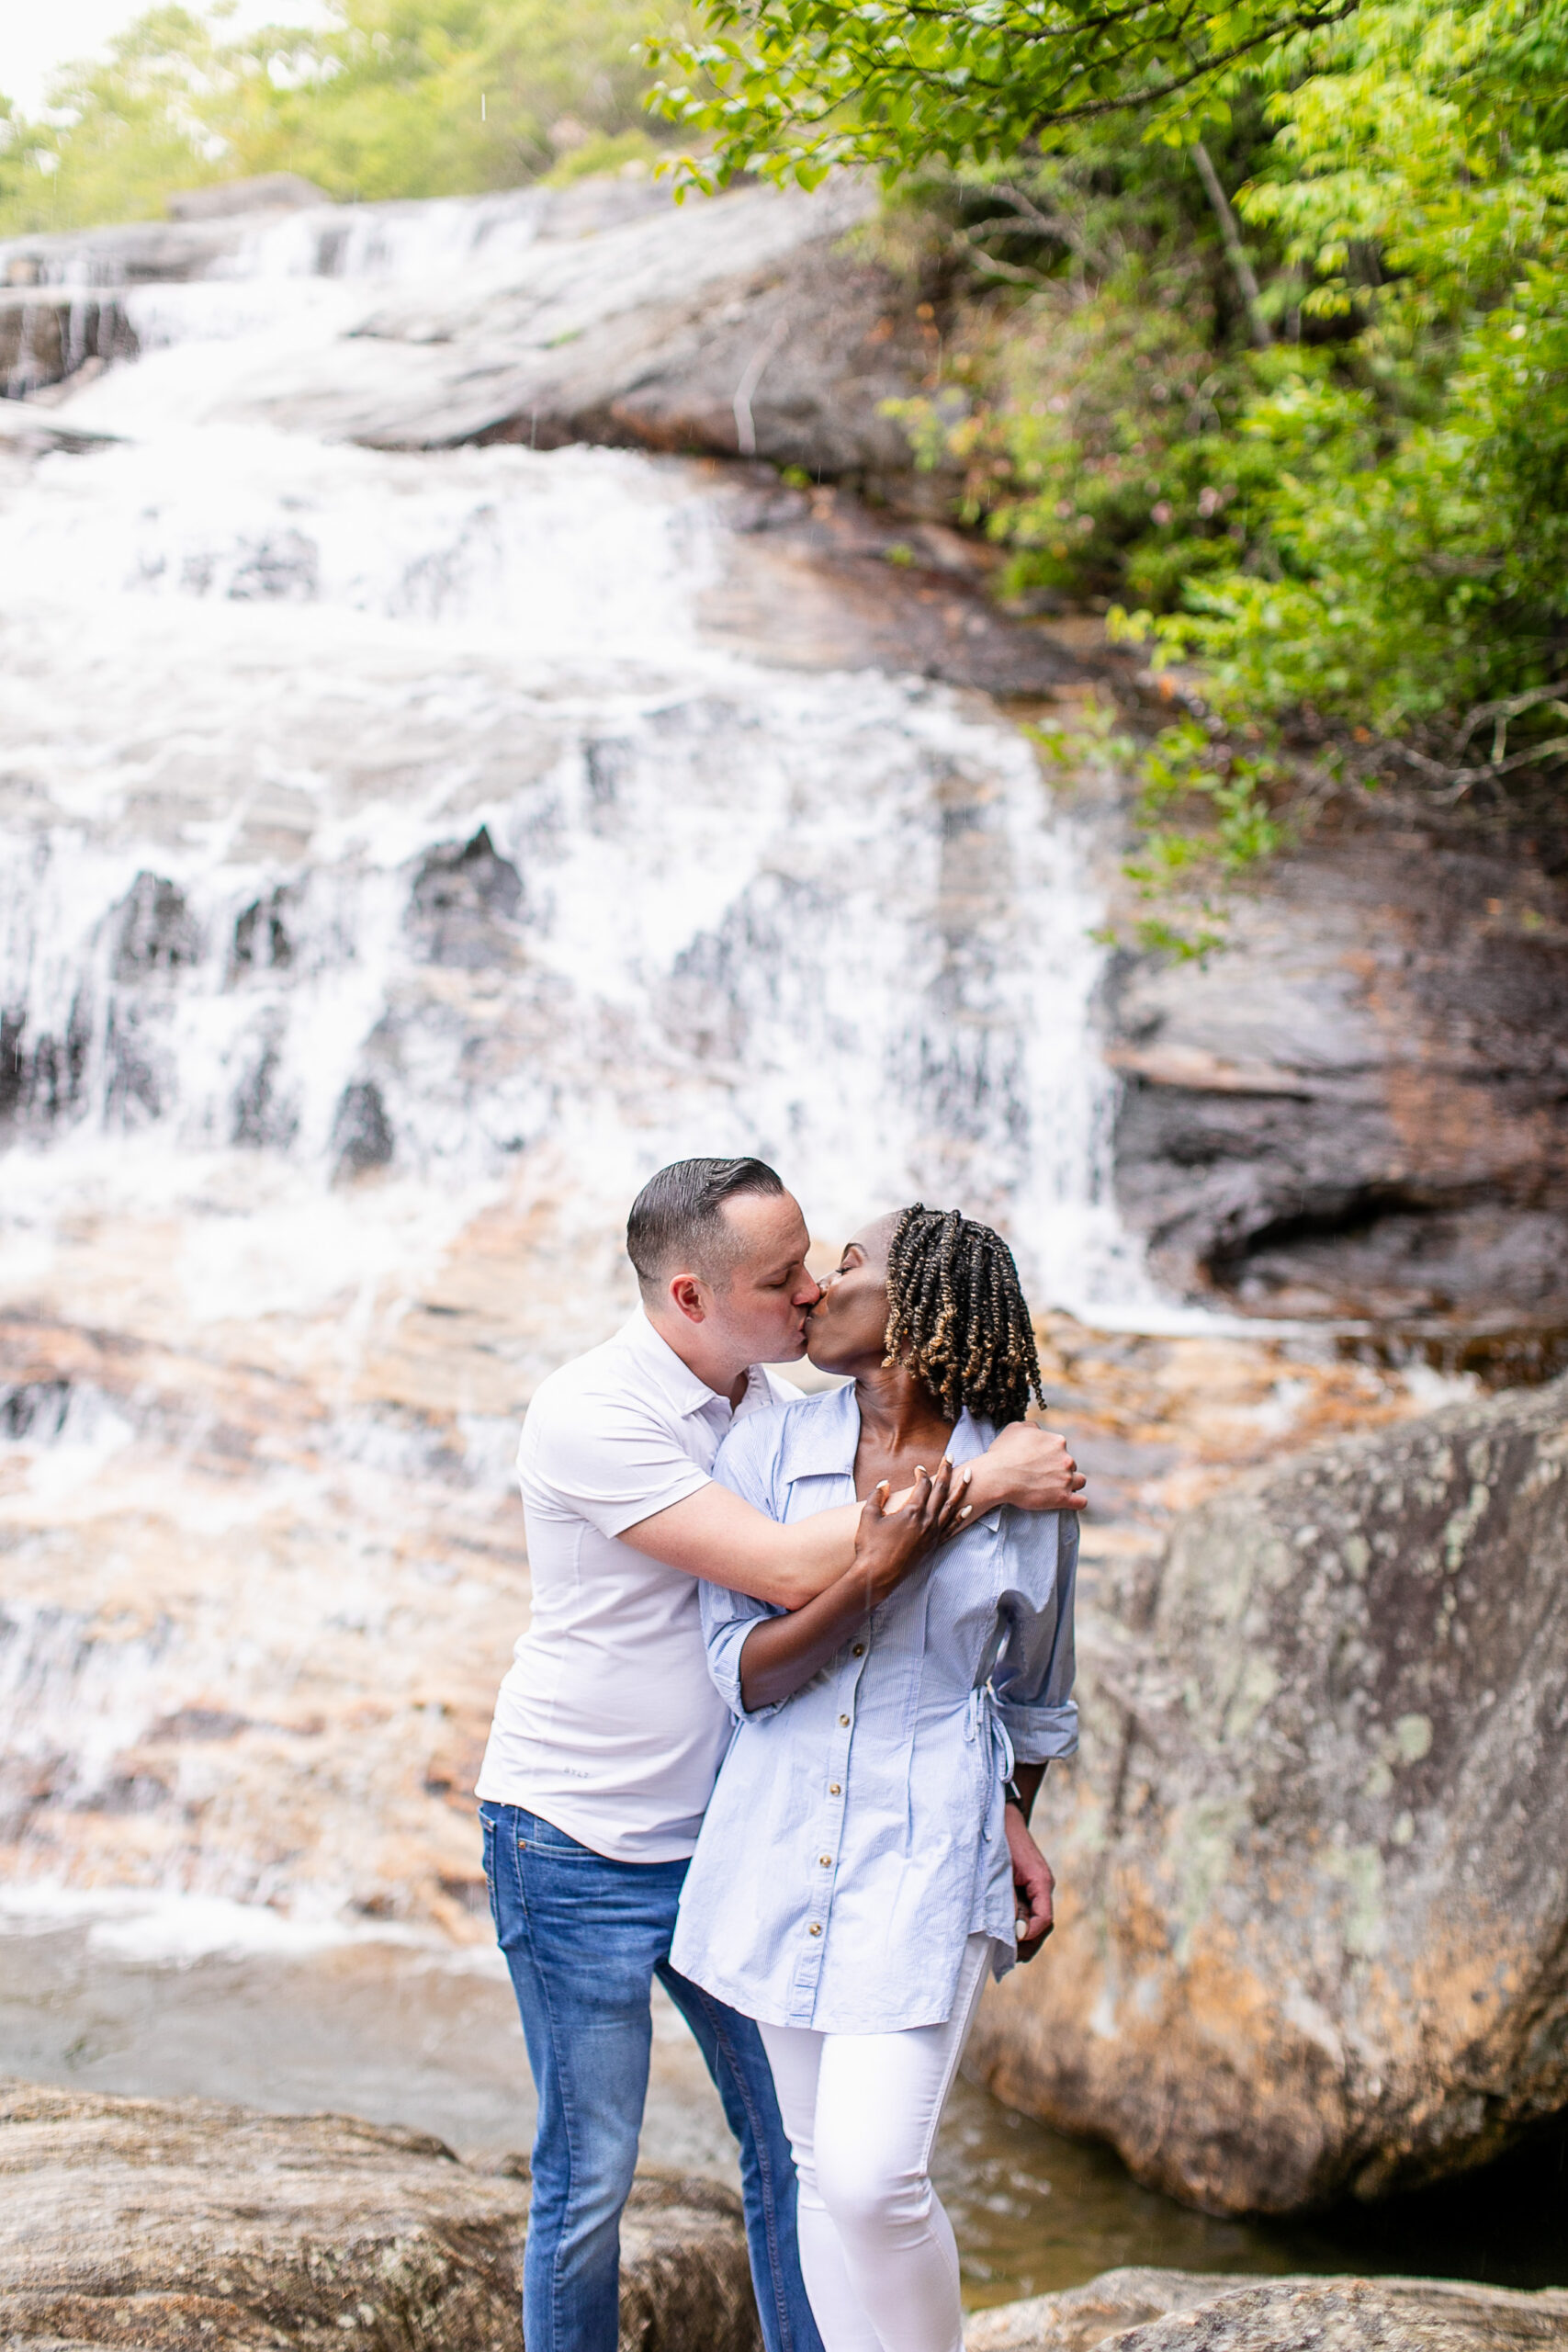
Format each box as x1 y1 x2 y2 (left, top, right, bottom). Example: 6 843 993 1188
959 1505 972 1518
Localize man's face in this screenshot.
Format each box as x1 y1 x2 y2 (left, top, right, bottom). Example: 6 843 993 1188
704 1190 821 1365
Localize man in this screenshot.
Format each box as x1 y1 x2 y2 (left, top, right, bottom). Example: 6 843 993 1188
476 1157 1086 2352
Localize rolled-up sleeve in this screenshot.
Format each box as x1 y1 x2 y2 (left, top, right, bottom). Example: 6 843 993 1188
993 1512 1079 1762
698 1411 788 1721
699 1580 783 1720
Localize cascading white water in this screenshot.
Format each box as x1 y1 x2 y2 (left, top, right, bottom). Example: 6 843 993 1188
0 187 1150 1933
3 189 1145 1313
2 433 1134 1297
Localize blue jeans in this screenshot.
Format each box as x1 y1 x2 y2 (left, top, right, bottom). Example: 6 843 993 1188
480 1802 824 2352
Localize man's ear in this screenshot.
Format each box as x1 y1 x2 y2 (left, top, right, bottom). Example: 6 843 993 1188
668 1272 707 1325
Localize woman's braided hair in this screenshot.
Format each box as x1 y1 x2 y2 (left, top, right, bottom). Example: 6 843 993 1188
882 1204 1045 1428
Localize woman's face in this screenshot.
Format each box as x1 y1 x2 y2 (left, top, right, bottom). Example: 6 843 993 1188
805 1218 897 1376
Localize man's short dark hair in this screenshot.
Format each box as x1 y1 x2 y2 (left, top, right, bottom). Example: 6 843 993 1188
626 1157 786 1297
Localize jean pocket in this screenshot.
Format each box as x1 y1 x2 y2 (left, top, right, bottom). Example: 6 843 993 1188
516 1810 594 1858
479 1811 502 1940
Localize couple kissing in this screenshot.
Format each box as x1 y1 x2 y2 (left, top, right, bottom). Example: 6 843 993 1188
477 1156 1085 2352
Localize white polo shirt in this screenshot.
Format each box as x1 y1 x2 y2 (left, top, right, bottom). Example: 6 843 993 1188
476 1308 800 1862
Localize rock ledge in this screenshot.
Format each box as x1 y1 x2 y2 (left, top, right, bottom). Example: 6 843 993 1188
965 2266 1568 2352
0 2078 757 2352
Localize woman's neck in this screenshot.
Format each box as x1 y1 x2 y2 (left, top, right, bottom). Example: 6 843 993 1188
850 1364 956 1500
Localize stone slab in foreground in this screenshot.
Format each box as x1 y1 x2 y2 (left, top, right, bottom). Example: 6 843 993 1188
969 1374 1568 2213
965 2266 1568 2352
0 2078 757 2352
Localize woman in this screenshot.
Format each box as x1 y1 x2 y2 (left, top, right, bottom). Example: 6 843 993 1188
670 1204 1077 2352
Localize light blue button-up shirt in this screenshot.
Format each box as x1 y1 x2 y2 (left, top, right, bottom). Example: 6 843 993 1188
669 1382 1078 2033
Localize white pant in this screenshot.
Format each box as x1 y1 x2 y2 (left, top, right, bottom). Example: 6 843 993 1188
758 1934 996 2352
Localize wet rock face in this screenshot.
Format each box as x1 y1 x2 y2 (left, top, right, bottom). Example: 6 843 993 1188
507 232 936 492
3 874 209 1138
964 2267 1568 2352
167 174 329 222
0 2079 761 2352
409 829 525 968
232 889 295 976
0 999 90 1130
331 1079 395 1175
115 874 203 982
968 1374 1568 2215
1105 827 1568 1347
3 179 931 483
1 218 262 289
295 179 911 468
0 289 135 397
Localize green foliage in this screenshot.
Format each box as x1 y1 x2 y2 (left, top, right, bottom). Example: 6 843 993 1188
1030 690 1281 956
895 0 1568 749
0 0 677 232
1158 0 1568 743
670 0 1568 939
882 121 1281 611
1128 278 1568 740
645 0 1356 193
1120 712 1285 953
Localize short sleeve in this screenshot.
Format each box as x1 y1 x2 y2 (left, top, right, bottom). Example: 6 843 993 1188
519 1384 708 1540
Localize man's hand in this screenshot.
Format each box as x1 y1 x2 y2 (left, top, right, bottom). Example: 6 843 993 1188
978 1421 1086 1515
1005 1805 1055 1960
623 1419 1079 1619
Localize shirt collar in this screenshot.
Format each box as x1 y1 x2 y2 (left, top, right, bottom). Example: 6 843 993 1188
776 1380 989 1482
614 1306 746 1421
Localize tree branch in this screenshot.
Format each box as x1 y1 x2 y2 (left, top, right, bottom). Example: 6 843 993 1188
1453 679 1568 758
1390 731 1568 798
988 179 1099 265
1191 140 1273 348
948 223 1054 284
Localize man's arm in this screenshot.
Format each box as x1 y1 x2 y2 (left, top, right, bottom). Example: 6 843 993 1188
622 1423 1085 1611
618 1476 954 1610
738 1465 965 1709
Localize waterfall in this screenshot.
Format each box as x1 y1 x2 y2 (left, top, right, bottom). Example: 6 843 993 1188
0 187 1148 1928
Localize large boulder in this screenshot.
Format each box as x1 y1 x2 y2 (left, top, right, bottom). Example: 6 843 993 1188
14 175 934 477
964 2267 1568 2352
968 1374 1568 2213
167 175 330 221
0 2078 760 2352
1103 821 1568 1341
231 177 919 468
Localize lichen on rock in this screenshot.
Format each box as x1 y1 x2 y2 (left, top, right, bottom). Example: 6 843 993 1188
965 2267 1568 2352
968 1374 1568 2213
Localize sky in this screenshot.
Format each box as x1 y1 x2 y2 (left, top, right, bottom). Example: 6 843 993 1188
3 0 322 114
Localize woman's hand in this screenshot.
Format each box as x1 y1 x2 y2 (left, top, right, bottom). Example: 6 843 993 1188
738 1461 972 1713
850 1460 970 1612
1006 1806 1055 1960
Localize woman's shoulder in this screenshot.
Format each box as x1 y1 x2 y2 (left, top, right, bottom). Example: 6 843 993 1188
714 1395 796 1470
